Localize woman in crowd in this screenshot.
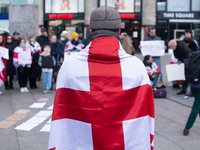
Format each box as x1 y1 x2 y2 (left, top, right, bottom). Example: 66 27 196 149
143 55 161 90
0 34 8 95
4 35 16 89
26 35 42 89
13 38 31 93
70 32 83 54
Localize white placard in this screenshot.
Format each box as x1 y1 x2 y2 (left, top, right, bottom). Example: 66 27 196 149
0 58 5 72
140 40 165 57
0 46 9 59
18 52 31 65
166 63 185 82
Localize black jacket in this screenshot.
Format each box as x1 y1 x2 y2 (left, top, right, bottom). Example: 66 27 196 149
36 35 49 50
144 36 161 41
58 38 69 56
5 43 16 76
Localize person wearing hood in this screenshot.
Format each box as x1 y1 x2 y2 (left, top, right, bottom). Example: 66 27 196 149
38 45 56 94
0 34 8 95
4 35 16 90
26 35 42 89
13 38 31 93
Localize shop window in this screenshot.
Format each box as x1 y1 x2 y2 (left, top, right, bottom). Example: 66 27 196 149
0 19 9 29
100 0 134 12
157 0 166 11
167 0 190 12
135 0 141 12
192 0 200 11
10 0 38 5
45 0 85 13
0 0 9 13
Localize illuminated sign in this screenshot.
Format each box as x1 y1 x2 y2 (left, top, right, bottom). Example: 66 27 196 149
49 14 77 19
120 14 135 19
0 15 9 19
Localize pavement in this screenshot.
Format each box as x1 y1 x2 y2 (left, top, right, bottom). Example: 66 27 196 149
0 53 200 150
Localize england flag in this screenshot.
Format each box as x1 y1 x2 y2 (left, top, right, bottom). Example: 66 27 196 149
49 36 154 150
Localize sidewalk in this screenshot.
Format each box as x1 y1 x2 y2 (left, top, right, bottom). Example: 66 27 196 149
0 54 199 150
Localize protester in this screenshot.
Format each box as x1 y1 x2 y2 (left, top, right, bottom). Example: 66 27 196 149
71 32 82 52
13 38 31 93
139 26 166 86
4 35 16 89
168 38 193 95
26 35 42 89
143 55 161 90
36 28 49 51
58 30 68 64
0 34 8 95
49 6 154 150
77 30 86 46
120 32 135 55
38 45 55 94
12 32 21 47
184 29 199 47
44 34 59 82
183 43 199 136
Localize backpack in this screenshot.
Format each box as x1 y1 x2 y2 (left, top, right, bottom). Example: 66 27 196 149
184 51 200 83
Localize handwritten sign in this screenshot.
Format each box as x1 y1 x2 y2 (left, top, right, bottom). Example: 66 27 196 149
140 40 165 57
0 58 5 72
0 46 9 59
18 52 31 65
166 63 185 81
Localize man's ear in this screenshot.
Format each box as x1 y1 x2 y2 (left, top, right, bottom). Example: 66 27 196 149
90 29 93 33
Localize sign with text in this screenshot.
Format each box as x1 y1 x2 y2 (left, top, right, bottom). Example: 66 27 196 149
140 40 165 57
0 46 9 59
166 64 185 82
18 52 32 65
167 0 189 12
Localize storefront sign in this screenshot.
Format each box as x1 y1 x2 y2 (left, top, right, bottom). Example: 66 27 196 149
163 13 195 19
120 14 135 19
167 0 189 12
49 14 75 19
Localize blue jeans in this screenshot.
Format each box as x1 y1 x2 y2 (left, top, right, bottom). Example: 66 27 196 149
153 57 162 81
42 72 53 90
151 75 160 87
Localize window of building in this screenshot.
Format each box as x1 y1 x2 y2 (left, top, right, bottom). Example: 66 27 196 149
0 19 9 28
135 0 141 12
157 0 166 11
167 0 190 12
45 0 85 13
0 0 9 13
192 0 200 11
100 0 135 12
10 0 38 5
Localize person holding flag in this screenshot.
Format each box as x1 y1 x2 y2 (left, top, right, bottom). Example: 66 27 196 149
0 34 8 95
49 6 154 150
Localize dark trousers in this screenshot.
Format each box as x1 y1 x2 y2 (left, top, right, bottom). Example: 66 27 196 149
182 81 189 92
17 66 29 88
186 87 200 128
4 75 13 88
29 77 37 88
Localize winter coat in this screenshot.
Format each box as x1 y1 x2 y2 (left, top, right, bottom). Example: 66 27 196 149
144 35 161 41
58 38 69 57
121 35 135 55
5 43 16 76
26 41 42 78
173 41 192 62
79 37 86 47
44 41 59 57
36 35 49 51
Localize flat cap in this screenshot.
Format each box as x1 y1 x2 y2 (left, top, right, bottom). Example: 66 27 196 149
90 6 121 30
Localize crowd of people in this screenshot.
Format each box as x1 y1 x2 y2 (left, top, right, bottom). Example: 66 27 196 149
0 28 86 94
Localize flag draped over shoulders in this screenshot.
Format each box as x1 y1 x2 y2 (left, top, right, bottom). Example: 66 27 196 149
49 34 154 150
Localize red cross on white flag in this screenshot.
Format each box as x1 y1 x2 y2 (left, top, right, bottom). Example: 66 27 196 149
49 37 154 150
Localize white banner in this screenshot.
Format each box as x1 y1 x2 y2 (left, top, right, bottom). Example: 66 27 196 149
166 63 185 82
0 58 5 72
18 52 32 65
0 46 9 59
140 40 165 57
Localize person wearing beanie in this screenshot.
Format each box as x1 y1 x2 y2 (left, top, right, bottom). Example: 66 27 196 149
70 32 83 53
49 6 154 150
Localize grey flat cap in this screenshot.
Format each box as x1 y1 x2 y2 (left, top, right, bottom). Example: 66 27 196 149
90 6 121 30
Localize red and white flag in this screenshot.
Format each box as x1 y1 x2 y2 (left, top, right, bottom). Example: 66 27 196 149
49 37 154 150
64 41 75 52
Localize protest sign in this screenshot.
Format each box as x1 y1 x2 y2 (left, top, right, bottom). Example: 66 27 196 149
140 40 165 56
0 58 5 72
18 52 31 65
0 46 9 59
166 63 185 82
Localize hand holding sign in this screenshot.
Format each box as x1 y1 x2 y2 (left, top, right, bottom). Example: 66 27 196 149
0 46 9 59
18 52 32 65
140 40 165 57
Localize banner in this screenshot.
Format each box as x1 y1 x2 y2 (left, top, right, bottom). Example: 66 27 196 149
140 40 165 57
0 46 9 59
18 52 32 65
166 63 185 81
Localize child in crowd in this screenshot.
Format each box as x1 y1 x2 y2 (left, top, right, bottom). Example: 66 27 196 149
38 45 55 94
143 55 161 90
